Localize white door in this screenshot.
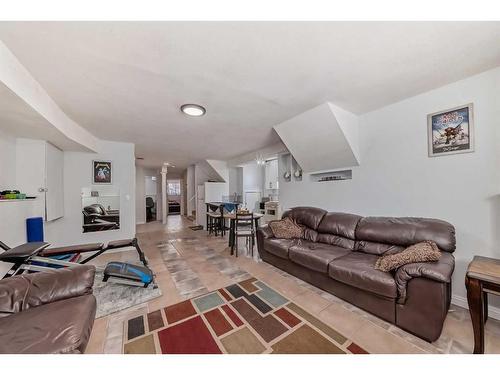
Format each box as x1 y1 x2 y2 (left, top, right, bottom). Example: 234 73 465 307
244 191 261 213
269 159 278 189
45 143 64 221
15 139 46 197
196 184 205 227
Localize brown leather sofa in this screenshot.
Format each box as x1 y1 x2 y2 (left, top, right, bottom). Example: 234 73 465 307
0 265 97 353
256 207 455 342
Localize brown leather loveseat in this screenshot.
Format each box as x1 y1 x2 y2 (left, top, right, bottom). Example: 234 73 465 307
256 207 455 342
0 266 97 353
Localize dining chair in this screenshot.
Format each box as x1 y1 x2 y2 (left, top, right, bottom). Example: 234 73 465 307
220 203 237 237
206 203 222 236
233 212 255 257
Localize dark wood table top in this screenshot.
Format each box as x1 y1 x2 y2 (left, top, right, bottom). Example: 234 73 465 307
467 256 500 285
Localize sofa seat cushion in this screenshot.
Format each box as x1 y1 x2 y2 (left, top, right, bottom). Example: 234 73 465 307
289 242 350 273
0 294 96 354
264 238 295 259
328 252 397 298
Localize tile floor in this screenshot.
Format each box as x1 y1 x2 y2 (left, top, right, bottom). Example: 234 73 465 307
85 215 500 354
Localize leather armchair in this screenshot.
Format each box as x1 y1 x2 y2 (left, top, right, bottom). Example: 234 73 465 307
0 266 97 353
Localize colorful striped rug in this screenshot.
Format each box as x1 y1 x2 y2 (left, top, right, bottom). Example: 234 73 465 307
123 277 368 354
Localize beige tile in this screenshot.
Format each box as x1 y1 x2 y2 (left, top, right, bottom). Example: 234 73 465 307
318 303 371 338
485 331 500 354
291 290 332 314
265 277 308 299
441 315 474 348
85 316 109 354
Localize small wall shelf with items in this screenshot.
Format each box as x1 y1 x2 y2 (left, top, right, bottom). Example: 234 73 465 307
0 190 37 202
279 153 292 182
310 169 352 182
291 157 302 182
0 198 37 202
279 153 303 183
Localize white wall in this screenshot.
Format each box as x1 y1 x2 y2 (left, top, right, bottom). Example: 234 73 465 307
280 67 500 305
44 140 136 246
145 176 158 196
0 129 16 190
135 165 146 224
186 165 195 216
242 161 265 193
228 167 243 197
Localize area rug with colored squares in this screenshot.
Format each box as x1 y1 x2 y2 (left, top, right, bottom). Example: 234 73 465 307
123 277 368 354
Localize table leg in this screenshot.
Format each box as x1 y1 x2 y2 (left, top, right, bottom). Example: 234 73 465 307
229 219 235 255
484 291 488 323
466 276 485 354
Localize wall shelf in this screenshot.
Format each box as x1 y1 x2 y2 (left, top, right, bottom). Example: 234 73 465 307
310 169 352 182
279 153 304 182
0 198 38 202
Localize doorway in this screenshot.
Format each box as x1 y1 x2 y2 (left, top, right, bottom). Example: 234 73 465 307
145 175 157 222
167 179 181 215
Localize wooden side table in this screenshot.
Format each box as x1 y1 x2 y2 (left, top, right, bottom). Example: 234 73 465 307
465 256 500 354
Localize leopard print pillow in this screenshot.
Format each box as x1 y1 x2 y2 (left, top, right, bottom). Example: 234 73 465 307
375 240 441 272
268 217 304 239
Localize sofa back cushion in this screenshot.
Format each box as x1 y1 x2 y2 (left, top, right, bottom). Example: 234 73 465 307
355 241 405 255
316 212 362 250
282 207 327 231
303 228 319 242
355 217 456 254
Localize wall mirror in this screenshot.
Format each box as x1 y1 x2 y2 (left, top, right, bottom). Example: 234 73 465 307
81 187 120 233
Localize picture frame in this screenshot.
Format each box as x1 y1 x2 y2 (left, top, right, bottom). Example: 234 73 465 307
92 160 112 184
427 103 474 157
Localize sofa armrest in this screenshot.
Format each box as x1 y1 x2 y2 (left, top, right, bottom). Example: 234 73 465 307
257 225 274 240
256 225 274 258
0 265 95 315
394 252 454 304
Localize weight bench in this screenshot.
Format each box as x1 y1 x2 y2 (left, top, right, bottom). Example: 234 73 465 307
39 238 148 267
0 239 155 288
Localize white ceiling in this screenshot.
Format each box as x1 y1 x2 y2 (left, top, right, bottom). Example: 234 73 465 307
0 22 499 169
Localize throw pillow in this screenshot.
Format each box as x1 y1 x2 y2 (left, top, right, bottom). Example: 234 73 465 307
374 240 441 272
268 217 304 239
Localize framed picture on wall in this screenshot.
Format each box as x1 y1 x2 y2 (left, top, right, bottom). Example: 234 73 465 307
427 103 474 157
92 160 112 184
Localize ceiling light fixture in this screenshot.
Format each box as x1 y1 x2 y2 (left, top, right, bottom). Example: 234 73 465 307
181 104 206 117
255 153 266 166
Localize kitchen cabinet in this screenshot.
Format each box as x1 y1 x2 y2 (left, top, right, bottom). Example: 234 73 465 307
265 159 279 190
16 139 64 221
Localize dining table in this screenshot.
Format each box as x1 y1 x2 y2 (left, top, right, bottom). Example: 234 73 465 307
225 212 264 256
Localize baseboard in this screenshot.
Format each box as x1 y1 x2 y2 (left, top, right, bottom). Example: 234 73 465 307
136 221 146 225
451 294 500 321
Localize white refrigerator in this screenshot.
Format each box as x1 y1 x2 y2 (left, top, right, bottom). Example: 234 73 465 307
196 182 228 229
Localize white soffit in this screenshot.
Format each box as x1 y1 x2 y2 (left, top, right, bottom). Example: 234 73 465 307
206 160 229 182
0 41 99 152
273 102 360 173
197 160 226 183
0 82 89 151
227 142 288 167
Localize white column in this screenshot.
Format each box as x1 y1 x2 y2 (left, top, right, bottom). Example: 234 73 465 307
161 170 168 224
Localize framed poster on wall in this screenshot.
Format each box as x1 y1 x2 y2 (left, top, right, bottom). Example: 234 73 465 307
427 103 474 157
92 160 112 184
